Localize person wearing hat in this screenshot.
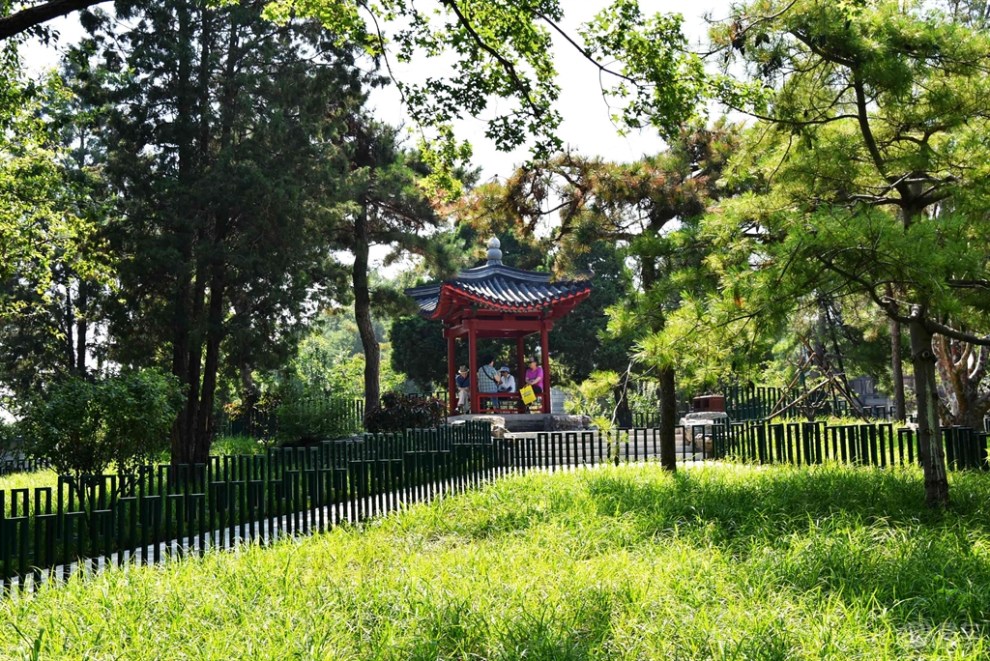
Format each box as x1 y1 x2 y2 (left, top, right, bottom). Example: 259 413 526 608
497 366 517 393
455 365 471 414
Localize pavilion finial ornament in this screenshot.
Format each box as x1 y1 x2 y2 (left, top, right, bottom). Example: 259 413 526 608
486 236 503 265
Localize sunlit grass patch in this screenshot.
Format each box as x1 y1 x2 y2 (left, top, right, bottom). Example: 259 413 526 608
2 463 989 659
0 468 59 493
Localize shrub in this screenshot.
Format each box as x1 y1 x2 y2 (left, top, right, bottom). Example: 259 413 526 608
22 368 182 483
364 392 445 433
275 394 363 445
0 419 19 457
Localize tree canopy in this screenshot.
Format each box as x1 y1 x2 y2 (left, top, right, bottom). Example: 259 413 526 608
647 0 990 505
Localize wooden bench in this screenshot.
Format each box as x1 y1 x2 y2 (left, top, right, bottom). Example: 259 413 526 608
474 391 525 414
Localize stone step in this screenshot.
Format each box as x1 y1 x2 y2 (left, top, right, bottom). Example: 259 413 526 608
447 413 590 433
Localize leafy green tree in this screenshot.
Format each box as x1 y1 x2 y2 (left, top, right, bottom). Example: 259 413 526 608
389 314 452 390
336 120 440 408
286 311 405 399
549 240 633 384
649 0 990 506
71 1 369 463
6 2 705 164
0 60 112 402
494 122 741 468
22 367 182 485
264 0 705 170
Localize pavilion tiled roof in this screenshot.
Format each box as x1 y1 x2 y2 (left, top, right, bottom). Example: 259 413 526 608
405 239 592 321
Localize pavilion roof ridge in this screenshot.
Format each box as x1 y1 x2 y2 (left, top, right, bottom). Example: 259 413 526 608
454 263 551 283
403 238 592 321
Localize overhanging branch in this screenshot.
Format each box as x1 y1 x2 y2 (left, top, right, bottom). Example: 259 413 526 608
0 0 108 41
439 0 544 121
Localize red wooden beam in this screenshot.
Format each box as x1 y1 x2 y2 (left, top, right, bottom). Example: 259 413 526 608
541 322 551 414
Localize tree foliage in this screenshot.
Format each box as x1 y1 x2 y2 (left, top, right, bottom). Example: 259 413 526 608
69 0 370 463
0 55 114 405
648 0 990 505
335 119 440 408
22 367 182 482
480 123 740 457
263 0 705 174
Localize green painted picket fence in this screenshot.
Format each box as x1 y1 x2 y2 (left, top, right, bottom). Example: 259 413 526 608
2 419 989 593
717 421 989 469
0 421 491 592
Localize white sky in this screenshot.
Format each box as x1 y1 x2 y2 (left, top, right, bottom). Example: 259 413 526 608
21 1 731 181
368 0 730 181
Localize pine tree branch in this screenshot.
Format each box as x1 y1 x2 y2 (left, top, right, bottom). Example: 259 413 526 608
0 0 108 41
852 73 892 185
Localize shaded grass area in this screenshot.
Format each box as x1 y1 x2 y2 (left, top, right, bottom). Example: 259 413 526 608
3 464 990 659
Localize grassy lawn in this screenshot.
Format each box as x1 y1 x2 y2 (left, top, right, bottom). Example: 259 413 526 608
2 463 989 659
0 469 59 493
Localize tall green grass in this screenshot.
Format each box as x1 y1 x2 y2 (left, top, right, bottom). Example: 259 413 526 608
2 463 989 659
0 469 58 493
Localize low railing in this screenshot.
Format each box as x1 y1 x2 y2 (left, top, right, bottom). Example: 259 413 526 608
0 456 49 478
716 421 988 470
2 419 987 593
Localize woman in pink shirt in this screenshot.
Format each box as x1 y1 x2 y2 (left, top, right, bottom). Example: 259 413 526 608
524 358 544 395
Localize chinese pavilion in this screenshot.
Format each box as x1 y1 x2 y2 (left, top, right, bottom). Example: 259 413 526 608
405 237 592 414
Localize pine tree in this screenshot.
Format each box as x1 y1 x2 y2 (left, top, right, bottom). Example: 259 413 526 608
73 0 370 463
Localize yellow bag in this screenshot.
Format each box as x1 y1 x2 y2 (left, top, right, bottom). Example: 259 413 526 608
519 385 537 405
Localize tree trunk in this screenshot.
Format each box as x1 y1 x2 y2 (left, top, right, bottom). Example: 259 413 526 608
934 337 990 431
170 0 194 464
640 254 677 472
890 317 907 421
240 363 262 435
75 279 87 375
613 385 632 428
659 364 677 472
187 9 235 464
354 208 380 408
170 1 208 466
909 316 949 508
173 234 208 466
194 242 226 464
63 281 75 371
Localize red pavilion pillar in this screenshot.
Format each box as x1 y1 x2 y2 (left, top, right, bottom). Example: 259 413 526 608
516 336 526 412
446 330 456 414
540 321 550 414
467 320 479 414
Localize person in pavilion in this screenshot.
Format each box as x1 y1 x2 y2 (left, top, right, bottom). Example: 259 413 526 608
525 357 545 411
477 355 501 409
498 366 516 393
455 365 471 414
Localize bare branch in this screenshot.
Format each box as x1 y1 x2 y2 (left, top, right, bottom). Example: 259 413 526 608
947 279 990 291
922 317 990 346
535 13 638 85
